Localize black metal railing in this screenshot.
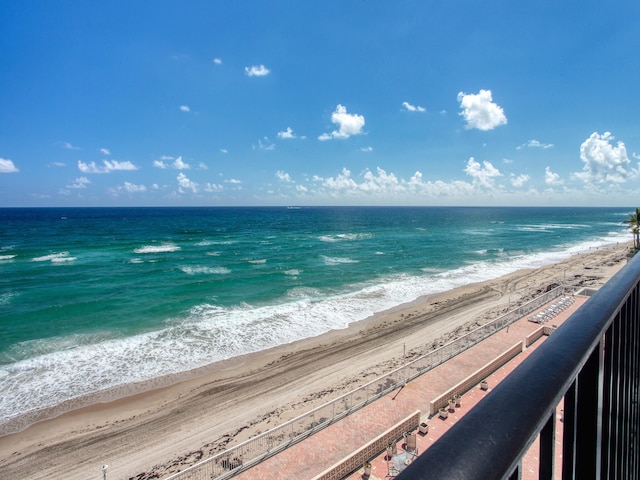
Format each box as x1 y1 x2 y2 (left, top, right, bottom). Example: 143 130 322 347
398 252 640 480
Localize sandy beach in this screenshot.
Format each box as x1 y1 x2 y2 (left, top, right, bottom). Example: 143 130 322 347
0 242 633 480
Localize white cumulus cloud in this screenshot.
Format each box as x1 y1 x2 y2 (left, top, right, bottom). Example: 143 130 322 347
545 167 563 186
276 170 292 182
60 141 80 150
78 159 139 173
173 156 190 169
318 105 365 141
361 168 403 193
109 182 147 196
457 90 507 131
464 157 502 188
66 177 91 189
277 127 297 139
153 156 190 170
322 168 359 189
574 132 637 184
402 101 426 112
510 173 529 187
316 167 479 201
179 105 190 112
517 139 554 150
0 157 19 173
258 137 275 151
123 182 147 193
245 65 270 77
177 172 198 193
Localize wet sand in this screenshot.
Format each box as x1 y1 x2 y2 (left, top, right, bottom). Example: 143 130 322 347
0 242 632 480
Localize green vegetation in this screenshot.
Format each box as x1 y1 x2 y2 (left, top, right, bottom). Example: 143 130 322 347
623 208 640 251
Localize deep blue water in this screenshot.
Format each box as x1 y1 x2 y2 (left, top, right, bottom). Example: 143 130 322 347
0 206 633 432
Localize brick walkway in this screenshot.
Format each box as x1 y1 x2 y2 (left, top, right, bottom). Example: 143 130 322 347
234 296 585 480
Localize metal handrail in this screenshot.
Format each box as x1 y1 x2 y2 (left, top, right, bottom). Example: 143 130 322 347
398 253 640 480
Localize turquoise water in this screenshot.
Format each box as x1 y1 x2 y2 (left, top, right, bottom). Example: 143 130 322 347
0 206 632 431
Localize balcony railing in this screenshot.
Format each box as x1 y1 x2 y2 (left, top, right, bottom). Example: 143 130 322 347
398 252 640 480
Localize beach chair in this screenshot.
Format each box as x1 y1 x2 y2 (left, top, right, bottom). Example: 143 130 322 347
407 433 418 457
405 432 418 456
529 313 544 324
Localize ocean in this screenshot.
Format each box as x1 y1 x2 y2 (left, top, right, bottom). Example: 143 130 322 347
0 206 633 433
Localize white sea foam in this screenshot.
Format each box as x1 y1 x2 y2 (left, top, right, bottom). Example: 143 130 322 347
517 223 590 233
321 255 359 265
51 255 76 263
420 267 445 274
32 252 75 263
134 243 181 254
319 233 373 242
0 254 16 261
1 331 112 364
206 251 221 256
0 292 16 306
248 259 267 264
285 287 321 299
180 266 231 275
463 228 493 237
518 226 548 232
284 269 302 276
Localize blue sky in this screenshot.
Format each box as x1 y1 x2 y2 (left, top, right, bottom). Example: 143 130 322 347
1 1 639 207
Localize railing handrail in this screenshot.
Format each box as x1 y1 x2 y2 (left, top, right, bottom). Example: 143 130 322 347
398 253 640 480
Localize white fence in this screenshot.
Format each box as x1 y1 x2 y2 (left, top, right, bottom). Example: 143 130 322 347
165 286 565 480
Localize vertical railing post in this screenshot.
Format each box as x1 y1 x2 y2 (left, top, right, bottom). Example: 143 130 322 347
601 319 616 479
632 285 640 480
507 462 521 480
539 411 556 480
620 306 630 479
562 382 577 480
632 284 640 480
574 344 601 479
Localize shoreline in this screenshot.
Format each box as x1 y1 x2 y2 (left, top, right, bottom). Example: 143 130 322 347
0 242 633 479
0 234 628 435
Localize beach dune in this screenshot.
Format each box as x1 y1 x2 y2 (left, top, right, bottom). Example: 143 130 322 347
0 243 632 480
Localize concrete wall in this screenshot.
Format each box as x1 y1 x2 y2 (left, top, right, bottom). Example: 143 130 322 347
311 410 421 480
525 326 546 347
429 342 524 416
